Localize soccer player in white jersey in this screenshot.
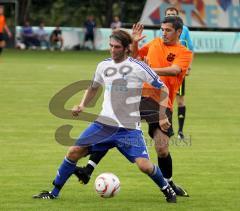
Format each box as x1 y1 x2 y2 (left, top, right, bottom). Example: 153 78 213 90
33 29 177 203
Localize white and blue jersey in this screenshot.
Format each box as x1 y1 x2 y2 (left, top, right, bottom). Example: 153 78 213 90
91 56 164 130
75 57 165 162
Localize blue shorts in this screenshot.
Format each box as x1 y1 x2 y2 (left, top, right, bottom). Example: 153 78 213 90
75 121 149 163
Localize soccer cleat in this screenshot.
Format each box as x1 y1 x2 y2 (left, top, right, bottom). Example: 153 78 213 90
177 131 185 140
32 191 56 199
74 166 91 184
162 185 177 203
169 181 189 197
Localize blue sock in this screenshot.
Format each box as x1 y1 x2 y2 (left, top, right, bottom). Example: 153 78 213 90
51 157 76 197
148 165 168 189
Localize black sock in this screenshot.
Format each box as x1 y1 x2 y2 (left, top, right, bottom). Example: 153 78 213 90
178 106 186 133
0 48 2 54
158 153 172 179
86 150 108 174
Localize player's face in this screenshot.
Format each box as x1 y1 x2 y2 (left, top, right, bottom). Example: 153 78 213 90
109 38 127 63
161 23 181 45
0 7 4 15
165 10 178 17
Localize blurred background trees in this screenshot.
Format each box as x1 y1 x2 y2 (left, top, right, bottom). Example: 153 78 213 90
17 0 146 27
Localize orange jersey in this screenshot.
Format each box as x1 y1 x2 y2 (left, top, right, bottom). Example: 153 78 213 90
138 38 193 110
0 15 6 33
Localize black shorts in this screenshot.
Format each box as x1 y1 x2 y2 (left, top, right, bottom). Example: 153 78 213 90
0 33 4 41
177 78 185 96
84 33 94 41
140 97 174 138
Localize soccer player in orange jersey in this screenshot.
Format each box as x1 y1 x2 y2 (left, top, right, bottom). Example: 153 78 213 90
131 16 193 196
74 17 193 197
165 7 194 140
0 5 12 55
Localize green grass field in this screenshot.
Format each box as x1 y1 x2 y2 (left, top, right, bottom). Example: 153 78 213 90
0 50 240 211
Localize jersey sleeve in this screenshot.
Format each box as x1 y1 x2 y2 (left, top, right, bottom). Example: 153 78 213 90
91 63 104 88
173 49 193 74
183 26 194 51
135 60 165 89
138 39 155 59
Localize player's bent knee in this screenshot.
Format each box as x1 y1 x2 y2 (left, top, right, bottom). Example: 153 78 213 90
135 158 153 174
67 146 87 162
177 96 185 106
153 130 169 157
155 144 168 156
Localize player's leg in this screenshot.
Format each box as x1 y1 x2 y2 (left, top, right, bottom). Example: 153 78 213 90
176 78 186 139
0 33 5 54
74 121 121 183
74 150 108 184
153 126 189 197
142 98 189 197
91 34 95 50
59 37 64 49
33 146 88 199
83 34 89 49
33 122 106 199
116 130 176 203
135 157 176 203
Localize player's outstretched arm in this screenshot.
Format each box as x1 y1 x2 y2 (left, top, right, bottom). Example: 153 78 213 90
131 23 146 58
72 86 99 116
153 64 181 76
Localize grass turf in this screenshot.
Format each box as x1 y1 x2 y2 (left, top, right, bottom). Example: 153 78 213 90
0 50 240 210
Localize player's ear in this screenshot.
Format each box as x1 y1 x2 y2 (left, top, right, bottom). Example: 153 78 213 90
177 29 182 38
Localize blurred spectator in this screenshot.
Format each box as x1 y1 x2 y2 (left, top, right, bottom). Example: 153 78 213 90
50 25 64 50
83 15 96 50
110 16 122 30
36 22 49 50
0 5 12 55
21 21 40 49
164 0 206 26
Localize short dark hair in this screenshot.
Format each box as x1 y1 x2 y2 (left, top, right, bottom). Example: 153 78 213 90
165 7 179 16
110 29 132 48
161 16 183 31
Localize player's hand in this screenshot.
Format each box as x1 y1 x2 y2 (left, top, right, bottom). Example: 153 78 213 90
72 105 84 117
159 116 171 132
132 23 146 43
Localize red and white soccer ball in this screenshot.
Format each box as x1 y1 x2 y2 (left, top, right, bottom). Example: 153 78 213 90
95 173 120 198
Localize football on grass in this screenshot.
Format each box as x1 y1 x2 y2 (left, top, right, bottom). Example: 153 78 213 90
95 173 120 198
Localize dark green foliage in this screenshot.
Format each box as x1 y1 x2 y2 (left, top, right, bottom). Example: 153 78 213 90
17 0 146 27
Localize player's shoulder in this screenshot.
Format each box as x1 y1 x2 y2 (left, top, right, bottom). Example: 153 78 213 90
98 58 113 65
151 37 162 44
183 25 190 32
177 44 193 58
128 57 156 76
103 58 113 62
177 42 191 52
96 58 113 70
128 57 147 69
